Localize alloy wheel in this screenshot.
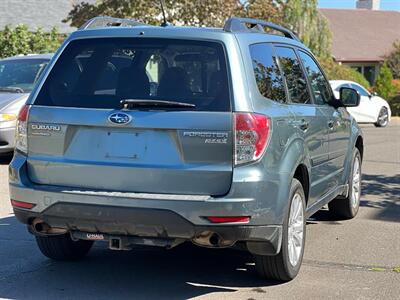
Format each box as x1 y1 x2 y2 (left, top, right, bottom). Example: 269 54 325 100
287 193 304 267
351 156 361 208
378 108 388 127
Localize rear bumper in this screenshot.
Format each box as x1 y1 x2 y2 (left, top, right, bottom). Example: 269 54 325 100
9 152 291 255
14 204 282 255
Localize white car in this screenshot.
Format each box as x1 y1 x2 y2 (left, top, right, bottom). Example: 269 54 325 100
0 54 52 154
330 80 392 127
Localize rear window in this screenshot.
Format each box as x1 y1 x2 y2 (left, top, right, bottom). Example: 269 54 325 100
34 38 230 111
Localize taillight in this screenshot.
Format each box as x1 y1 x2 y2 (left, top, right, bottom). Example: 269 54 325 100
206 216 250 223
234 113 270 165
15 104 30 154
11 199 36 209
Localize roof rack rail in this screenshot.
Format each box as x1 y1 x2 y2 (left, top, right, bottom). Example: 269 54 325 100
223 17 300 41
79 16 147 30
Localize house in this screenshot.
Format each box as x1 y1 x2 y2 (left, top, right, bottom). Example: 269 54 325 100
0 0 96 33
320 0 400 85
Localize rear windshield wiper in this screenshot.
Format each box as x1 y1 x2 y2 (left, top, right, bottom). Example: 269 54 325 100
120 99 196 110
0 87 25 93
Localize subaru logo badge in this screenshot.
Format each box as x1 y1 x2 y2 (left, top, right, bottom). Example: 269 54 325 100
108 112 132 125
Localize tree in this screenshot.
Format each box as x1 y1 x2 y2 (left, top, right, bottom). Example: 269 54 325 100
375 63 396 99
172 0 241 27
64 0 332 58
0 25 61 59
65 0 162 27
385 41 400 79
240 0 283 25
65 0 241 28
281 0 332 58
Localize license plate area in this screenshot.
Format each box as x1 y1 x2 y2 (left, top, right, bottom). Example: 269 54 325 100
104 131 147 159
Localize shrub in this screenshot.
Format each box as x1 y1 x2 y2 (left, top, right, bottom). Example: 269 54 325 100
375 63 396 99
319 58 370 88
392 79 400 94
389 95 400 116
389 79 400 116
0 24 62 59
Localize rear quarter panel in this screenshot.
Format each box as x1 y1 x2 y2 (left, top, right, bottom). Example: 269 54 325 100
228 34 314 218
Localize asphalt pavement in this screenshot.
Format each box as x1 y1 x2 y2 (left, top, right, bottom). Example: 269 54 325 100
0 119 399 299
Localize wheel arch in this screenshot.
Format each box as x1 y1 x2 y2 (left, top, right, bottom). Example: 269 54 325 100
279 137 312 206
355 135 364 161
293 164 310 206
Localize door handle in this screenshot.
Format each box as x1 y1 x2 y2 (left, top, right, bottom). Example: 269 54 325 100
290 119 309 131
299 120 309 131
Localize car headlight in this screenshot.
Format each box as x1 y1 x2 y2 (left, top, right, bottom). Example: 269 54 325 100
0 113 17 122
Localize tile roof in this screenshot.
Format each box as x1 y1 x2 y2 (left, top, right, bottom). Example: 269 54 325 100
0 0 96 33
320 8 400 62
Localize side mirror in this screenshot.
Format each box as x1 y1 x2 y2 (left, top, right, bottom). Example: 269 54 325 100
340 87 360 107
369 91 378 98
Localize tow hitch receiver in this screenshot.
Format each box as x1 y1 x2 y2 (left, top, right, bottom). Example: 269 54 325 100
110 237 124 250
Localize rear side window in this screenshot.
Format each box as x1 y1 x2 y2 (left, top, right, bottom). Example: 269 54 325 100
249 43 286 103
34 38 230 111
275 47 311 104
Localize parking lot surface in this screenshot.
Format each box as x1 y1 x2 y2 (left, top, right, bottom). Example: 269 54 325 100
0 119 399 299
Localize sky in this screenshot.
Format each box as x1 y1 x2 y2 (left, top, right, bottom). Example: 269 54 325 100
318 0 400 10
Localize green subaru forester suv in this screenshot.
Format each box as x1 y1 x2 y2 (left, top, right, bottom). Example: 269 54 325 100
9 17 363 281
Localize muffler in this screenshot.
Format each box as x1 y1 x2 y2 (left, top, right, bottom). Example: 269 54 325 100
30 218 68 236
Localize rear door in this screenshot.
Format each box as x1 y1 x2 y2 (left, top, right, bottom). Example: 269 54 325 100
297 50 351 188
27 37 233 196
274 46 331 204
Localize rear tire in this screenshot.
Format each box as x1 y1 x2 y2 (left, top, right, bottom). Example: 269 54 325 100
255 179 306 281
35 234 93 261
374 107 389 127
329 148 362 219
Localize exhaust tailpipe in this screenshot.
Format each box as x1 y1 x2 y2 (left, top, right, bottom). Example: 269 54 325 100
30 218 68 235
192 231 234 248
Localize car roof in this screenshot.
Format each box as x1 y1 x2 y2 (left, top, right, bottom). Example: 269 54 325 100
68 25 307 49
0 53 53 61
329 80 358 87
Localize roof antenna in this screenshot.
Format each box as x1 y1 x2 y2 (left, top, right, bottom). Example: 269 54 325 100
159 0 168 27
